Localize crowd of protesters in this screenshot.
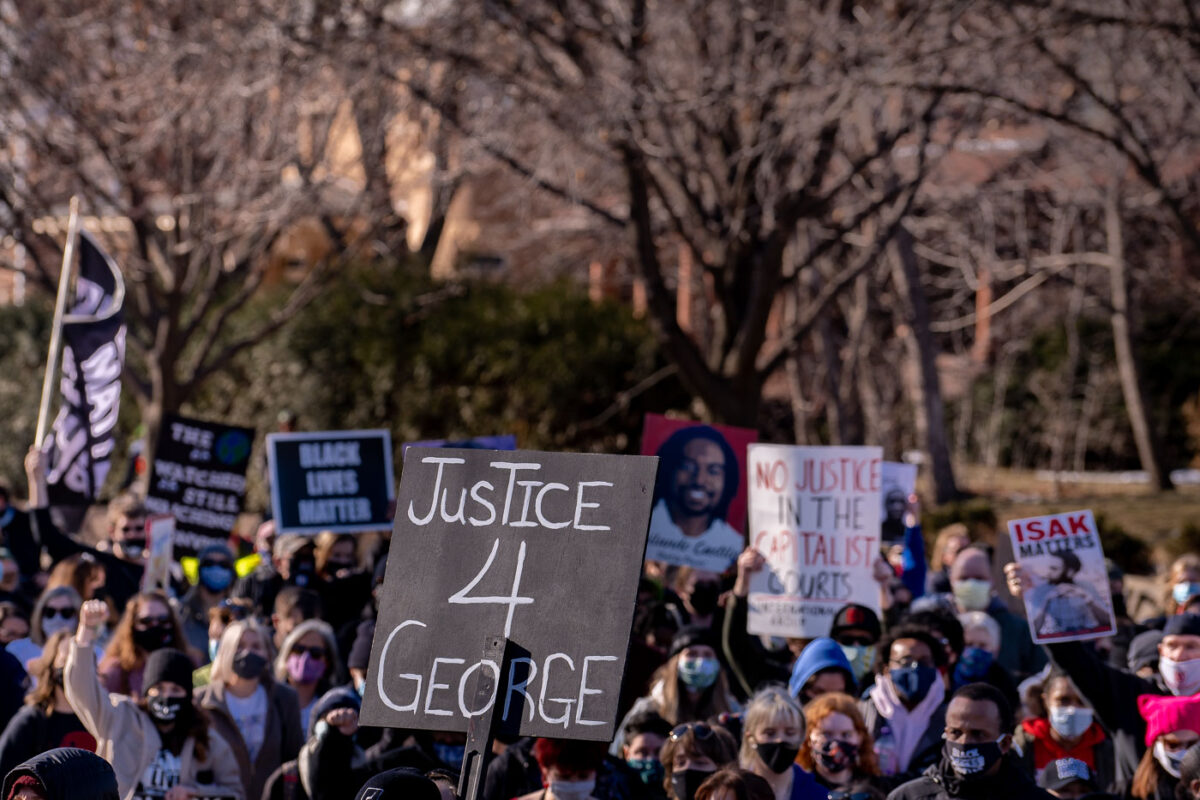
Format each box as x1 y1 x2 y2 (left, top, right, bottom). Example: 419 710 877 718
1 443 1200 800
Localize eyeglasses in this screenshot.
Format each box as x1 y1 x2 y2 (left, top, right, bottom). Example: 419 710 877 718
291 645 326 660
218 599 249 621
889 657 934 669
136 615 170 628
670 723 714 742
44 607 78 620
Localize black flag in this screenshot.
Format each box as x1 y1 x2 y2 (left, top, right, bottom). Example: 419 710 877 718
43 230 125 505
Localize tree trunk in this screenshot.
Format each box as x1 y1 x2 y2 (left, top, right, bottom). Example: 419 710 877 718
890 227 960 503
1105 188 1173 490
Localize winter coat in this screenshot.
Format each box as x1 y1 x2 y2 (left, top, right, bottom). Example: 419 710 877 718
885 754 1055 800
1044 640 1158 787
197 677 303 800
910 595 1047 682
721 594 792 700
789 638 856 698
860 692 948 788
0 705 95 777
0 746 118 800
1013 717 1115 792
63 638 244 800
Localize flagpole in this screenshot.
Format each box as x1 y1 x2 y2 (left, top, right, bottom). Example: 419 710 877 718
34 196 81 449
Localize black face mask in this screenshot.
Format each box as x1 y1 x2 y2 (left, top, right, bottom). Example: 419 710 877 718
232 651 268 681
148 695 192 726
944 738 1004 781
671 768 715 800
49 667 64 687
132 625 173 653
688 581 721 616
754 741 800 774
817 739 859 773
291 561 316 587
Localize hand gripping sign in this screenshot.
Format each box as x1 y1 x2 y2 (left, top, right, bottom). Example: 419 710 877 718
361 447 657 741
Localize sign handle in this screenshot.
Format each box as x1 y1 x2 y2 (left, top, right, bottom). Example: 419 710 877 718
35 196 81 448
457 635 507 800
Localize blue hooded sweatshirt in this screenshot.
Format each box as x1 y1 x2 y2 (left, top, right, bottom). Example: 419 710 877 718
788 636 856 699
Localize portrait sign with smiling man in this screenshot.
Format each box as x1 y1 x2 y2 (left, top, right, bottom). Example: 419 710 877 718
640 414 756 571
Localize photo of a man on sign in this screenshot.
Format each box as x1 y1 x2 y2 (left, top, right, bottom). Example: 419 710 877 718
643 421 749 572
1027 550 1111 637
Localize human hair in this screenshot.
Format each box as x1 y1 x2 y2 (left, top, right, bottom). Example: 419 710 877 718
796 692 880 776
209 618 277 686
905 609 964 659
208 597 254 627
273 586 323 623
1054 550 1082 578
653 426 738 522
532 738 607 774
875 624 948 674
105 492 147 528
273 618 341 687
957 611 1002 653
1131 743 1168 799
951 682 1013 733
46 553 105 601
1023 667 1081 720
103 590 186 673
314 531 359 577
0 602 28 632
31 586 82 647
695 768 773 800
25 630 72 714
661 723 738 794
651 651 735 725
1166 554 1200 613
931 524 970 569
738 686 803 767
626 709 673 742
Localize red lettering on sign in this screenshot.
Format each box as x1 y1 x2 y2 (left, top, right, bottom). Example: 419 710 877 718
1068 514 1090 535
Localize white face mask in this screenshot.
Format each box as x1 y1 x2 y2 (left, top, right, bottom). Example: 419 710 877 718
41 615 75 639
953 579 992 612
549 778 595 800
1154 739 1185 778
1048 706 1093 739
1160 656 1200 696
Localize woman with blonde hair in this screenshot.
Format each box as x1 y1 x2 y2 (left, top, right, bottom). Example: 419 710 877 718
738 686 823 800
1165 554 1200 616
926 524 970 595
273 618 341 731
46 554 106 602
0 630 95 776
99 590 189 697
197 617 302 800
796 692 887 794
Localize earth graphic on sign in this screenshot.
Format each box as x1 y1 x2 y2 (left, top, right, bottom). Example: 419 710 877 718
216 431 251 465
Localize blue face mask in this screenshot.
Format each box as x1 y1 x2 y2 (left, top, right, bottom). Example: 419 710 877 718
890 663 939 704
1174 582 1200 606
433 742 465 768
208 639 220 663
953 647 994 686
199 565 234 593
627 758 664 786
355 678 366 697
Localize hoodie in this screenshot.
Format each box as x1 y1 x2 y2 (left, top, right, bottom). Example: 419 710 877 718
789 637 855 699
0 747 119 800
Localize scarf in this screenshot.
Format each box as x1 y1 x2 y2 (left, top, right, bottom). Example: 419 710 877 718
869 672 946 774
1020 717 1106 770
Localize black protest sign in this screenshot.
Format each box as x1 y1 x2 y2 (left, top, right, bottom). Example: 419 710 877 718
145 415 253 555
267 430 395 534
361 448 658 741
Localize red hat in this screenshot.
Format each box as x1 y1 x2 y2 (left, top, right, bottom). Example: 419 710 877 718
7 775 44 800
1138 693 1200 747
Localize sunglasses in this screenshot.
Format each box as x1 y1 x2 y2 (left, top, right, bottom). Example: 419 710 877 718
291 645 326 660
200 560 232 570
136 615 170 628
670 723 714 742
218 600 249 620
44 606 78 620
837 635 874 647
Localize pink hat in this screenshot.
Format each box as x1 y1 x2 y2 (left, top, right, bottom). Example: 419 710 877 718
1138 693 1200 747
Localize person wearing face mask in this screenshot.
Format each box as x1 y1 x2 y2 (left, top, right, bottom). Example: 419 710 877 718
1126 694 1200 800
513 739 607 800
737 687 823 800
1009 564 1200 788
860 626 948 783
176 544 237 665
886 683 1053 800
620 710 671 799
0 631 95 778
788 638 856 706
312 533 372 634
796 693 888 795
662 723 738 800
273 619 340 732
612 628 739 758
912 547 1045 683
6 587 85 674
831 605 883 693
1013 669 1114 794
934 611 1017 713
197 618 302 800
66 599 244 799
97 590 189 697
233 533 318 616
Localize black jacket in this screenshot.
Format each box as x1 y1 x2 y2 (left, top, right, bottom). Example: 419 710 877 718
1045 640 1158 787
720 594 792 700
886 755 1055 800
0 706 92 778
30 510 142 608
1 746 118 800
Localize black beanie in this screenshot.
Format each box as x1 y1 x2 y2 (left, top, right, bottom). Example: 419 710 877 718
1164 614 1200 638
1127 629 1165 672
348 621 375 671
142 649 195 697
354 768 441 800
669 625 716 658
